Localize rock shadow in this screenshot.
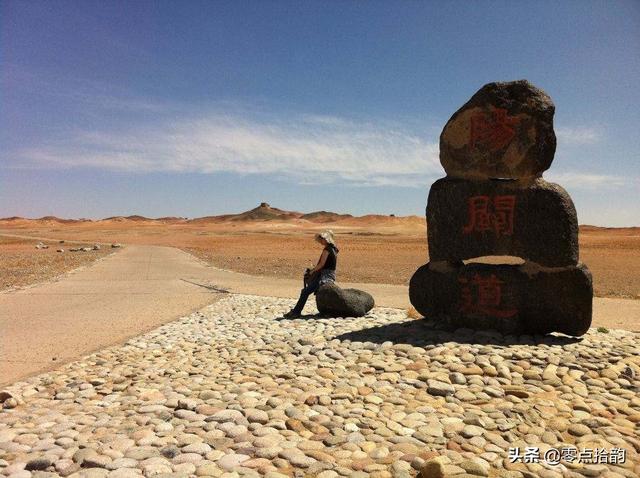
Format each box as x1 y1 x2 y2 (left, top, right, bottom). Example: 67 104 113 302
275 313 324 321
334 318 583 347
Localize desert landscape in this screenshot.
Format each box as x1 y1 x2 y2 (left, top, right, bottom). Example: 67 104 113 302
3 3 640 477
2 210 640 477
2 202 639 299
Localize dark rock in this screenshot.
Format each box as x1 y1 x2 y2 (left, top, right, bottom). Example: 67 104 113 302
410 79 592 338
440 80 556 180
26 457 53 471
426 177 578 267
316 283 374 317
160 445 180 459
409 261 592 336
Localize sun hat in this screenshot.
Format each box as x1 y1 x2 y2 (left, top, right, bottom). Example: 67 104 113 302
316 230 336 245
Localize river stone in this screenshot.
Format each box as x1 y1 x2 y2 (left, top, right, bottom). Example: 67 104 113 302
426 177 578 267
25 457 53 471
426 380 455 397
0 391 13 404
409 261 592 336
217 453 250 471
440 80 556 181
316 283 374 317
419 457 447 478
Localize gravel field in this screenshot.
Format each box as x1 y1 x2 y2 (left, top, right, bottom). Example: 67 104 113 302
0 237 114 291
1 294 639 478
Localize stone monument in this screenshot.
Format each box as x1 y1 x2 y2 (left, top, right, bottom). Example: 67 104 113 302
409 80 593 336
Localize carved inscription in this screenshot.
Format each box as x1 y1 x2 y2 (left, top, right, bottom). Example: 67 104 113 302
463 194 516 236
469 107 519 152
459 273 517 318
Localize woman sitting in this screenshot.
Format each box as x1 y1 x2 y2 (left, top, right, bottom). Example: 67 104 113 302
283 230 338 318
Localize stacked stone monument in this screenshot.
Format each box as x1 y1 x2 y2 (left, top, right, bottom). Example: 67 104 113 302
409 80 593 336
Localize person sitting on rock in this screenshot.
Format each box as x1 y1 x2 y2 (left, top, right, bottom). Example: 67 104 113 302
283 231 339 318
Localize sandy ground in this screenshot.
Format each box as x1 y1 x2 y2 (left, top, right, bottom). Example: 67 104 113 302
2 242 639 387
0 236 114 291
2 220 638 299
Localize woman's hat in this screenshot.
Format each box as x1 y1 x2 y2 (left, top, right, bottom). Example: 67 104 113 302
316 230 336 245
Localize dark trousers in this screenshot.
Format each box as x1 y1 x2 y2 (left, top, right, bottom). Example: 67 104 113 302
292 273 321 314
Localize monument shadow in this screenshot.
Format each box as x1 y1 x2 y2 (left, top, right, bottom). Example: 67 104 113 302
333 316 582 347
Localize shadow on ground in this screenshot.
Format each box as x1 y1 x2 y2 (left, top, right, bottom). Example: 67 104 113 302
333 318 583 347
180 278 230 294
276 313 329 322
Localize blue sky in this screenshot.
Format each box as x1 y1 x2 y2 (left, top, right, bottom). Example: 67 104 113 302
1 1 638 225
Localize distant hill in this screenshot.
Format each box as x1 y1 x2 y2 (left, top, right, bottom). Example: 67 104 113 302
1 204 632 230
301 211 354 222
101 215 152 222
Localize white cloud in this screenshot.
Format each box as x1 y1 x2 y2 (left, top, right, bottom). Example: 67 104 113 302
546 171 628 189
12 111 443 187
9 96 623 192
555 126 602 145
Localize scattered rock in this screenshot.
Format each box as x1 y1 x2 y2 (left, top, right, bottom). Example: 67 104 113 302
459 460 489 476
2 397 18 409
217 453 250 471
25 457 53 471
0 391 13 403
426 380 455 397
568 423 591 437
419 457 447 478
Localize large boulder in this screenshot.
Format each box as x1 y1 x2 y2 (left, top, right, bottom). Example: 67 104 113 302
440 80 556 181
426 177 578 267
316 283 374 317
409 261 593 336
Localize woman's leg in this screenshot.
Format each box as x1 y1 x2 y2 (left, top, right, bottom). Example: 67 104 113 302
291 274 320 315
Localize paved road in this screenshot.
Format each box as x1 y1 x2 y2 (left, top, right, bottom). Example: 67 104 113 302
1 244 638 386
0 246 221 385
0 244 408 386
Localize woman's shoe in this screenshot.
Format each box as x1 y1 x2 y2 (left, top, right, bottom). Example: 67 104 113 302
283 310 301 318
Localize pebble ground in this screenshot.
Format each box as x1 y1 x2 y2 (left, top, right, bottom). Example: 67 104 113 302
1 294 639 478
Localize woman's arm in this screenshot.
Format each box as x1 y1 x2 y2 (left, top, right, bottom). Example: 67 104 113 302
309 249 329 275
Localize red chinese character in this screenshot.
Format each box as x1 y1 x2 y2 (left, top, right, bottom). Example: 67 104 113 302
492 195 516 235
463 194 516 236
469 108 519 152
459 274 517 318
